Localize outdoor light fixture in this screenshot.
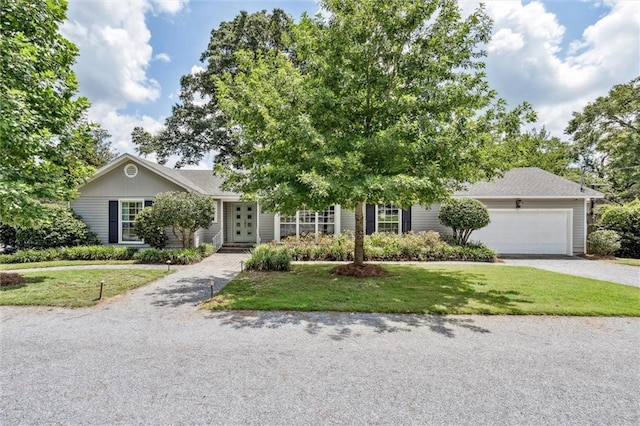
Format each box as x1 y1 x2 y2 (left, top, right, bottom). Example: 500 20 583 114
166 260 172 271
515 199 522 209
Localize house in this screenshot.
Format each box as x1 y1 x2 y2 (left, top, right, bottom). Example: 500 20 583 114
72 153 603 255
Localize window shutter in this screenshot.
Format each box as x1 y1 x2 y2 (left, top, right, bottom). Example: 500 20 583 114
402 206 412 234
365 204 375 235
108 201 118 243
144 200 153 208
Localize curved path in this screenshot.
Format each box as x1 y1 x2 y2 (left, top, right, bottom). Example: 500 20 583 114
1 254 639 425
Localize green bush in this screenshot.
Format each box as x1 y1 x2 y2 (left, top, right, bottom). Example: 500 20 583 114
259 231 496 263
133 207 168 249
596 199 640 258
245 245 291 271
0 224 17 246
587 230 622 256
61 246 138 261
438 198 490 246
199 243 214 257
15 205 99 249
132 247 206 265
0 248 61 264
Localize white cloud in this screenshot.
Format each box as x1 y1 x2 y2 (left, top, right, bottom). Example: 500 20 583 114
154 52 171 63
190 65 205 75
62 1 189 158
481 0 640 136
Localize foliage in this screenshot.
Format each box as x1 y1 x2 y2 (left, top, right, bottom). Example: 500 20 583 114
13 205 98 249
0 272 26 287
72 122 117 168
0 244 214 265
215 0 534 266
206 264 640 316
245 245 291 271
0 223 17 246
566 77 640 202
259 232 496 263
587 230 621 256
501 128 576 177
0 0 97 227
438 198 491 246
134 207 168 249
596 199 640 258
132 9 294 167
132 247 205 265
134 192 216 248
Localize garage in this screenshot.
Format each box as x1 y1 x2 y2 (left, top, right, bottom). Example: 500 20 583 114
472 209 573 255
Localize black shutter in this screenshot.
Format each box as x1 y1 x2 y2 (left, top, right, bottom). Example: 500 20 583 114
402 206 412 234
108 201 118 243
365 204 376 235
144 200 153 208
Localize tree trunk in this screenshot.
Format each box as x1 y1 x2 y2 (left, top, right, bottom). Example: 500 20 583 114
354 202 365 266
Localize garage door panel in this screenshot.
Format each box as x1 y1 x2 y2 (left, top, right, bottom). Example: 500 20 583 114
472 209 571 255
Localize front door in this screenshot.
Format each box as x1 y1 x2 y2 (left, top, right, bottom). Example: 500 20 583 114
231 203 256 243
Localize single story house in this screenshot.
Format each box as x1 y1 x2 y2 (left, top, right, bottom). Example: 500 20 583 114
72 153 603 255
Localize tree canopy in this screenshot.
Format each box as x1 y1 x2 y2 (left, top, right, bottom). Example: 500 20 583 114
566 77 640 202
0 0 102 226
132 8 294 168
215 0 535 266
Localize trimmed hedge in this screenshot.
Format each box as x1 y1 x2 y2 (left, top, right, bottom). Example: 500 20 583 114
0 244 216 265
587 230 621 256
596 200 640 258
257 231 496 263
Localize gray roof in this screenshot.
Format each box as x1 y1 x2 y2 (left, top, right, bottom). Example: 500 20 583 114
455 167 603 198
177 170 238 197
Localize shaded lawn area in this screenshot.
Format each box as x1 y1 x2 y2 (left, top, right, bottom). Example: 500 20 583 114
0 269 171 307
0 260 138 270
204 264 640 316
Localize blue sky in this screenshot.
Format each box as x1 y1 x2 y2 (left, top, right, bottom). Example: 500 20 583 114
62 0 639 168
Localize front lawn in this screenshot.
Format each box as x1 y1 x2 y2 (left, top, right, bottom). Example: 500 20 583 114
0 269 171 307
609 258 640 267
204 264 640 316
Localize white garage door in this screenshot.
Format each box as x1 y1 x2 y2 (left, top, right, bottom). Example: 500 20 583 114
472 209 572 255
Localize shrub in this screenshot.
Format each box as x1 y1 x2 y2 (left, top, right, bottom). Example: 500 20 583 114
132 247 204 265
0 272 26 287
133 207 168 249
0 223 17 246
587 230 622 256
596 199 640 258
5 248 61 263
15 205 98 249
438 198 490 246
199 243 214 257
245 246 291 271
60 246 138 261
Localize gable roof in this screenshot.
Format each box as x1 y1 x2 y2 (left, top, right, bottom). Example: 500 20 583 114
454 167 603 199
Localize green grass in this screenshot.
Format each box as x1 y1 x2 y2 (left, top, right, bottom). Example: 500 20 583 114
0 269 171 307
0 260 139 270
610 258 640 267
204 264 640 316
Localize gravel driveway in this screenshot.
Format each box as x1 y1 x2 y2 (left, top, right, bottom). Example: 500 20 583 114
1 254 639 425
503 257 640 287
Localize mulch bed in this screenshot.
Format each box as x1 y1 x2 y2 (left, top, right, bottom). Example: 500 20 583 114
331 263 387 277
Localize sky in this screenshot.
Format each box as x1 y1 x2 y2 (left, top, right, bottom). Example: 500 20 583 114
61 0 640 169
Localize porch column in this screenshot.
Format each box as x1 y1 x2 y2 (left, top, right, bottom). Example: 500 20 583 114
220 200 224 245
256 201 261 245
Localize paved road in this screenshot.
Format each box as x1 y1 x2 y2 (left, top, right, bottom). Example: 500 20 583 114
1 253 639 425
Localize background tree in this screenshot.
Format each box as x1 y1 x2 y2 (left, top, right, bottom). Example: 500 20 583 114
135 192 216 248
216 0 535 271
132 9 294 167
0 0 97 227
502 128 575 177
566 77 640 202
438 198 490 246
73 123 118 168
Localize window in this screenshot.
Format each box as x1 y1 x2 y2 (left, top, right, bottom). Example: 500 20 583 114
279 206 336 239
377 204 401 234
120 200 144 243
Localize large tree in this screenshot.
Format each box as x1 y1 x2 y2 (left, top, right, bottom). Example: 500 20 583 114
0 0 95 227
566 77 640 202
216 0 534 269
132 9 294 167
